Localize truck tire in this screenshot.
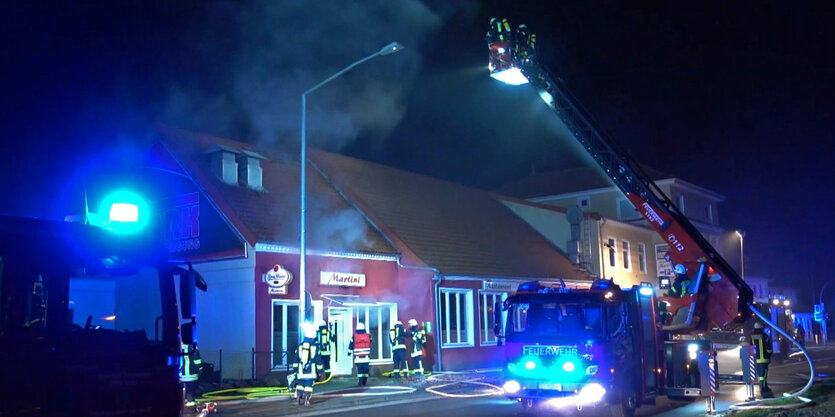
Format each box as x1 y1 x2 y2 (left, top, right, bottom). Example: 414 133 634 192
609 391 637 417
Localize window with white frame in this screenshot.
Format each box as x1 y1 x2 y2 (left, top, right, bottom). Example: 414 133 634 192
622 240 631 271
440 289 474 347
480 292 507 346
272 301 300 367
638 243 647 273
354 303 396 363
607 238 617 268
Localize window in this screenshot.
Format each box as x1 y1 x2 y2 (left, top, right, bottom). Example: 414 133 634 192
607 238 617 268
577 196 590 209
638 243 647 273
480 292 507 346
440 289 474 347
354 303 396 363
622 240 631 271
272 301 300 367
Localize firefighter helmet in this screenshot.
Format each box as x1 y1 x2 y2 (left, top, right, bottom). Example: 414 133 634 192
394 320 403 327
674 264 687 275
319 320 327 328
754 321 764 329
408 319 418 327
302 322 317 339
356 322 366 331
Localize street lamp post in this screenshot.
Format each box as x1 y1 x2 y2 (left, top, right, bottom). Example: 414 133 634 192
298 42 403 340
735 230 745 281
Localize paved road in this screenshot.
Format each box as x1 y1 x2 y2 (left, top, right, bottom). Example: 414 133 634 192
215 345 834 417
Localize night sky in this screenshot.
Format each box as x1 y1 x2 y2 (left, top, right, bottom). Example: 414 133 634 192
2 1 833 305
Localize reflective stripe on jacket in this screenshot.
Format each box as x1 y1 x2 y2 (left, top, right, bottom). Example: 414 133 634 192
411 330 426 357
180 343 200 382
351 332 372 362
317 328 333 355
752 333 772 364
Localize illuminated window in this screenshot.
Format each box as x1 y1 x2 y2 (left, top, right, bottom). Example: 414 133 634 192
480 292 508 346
638 243 647 273
440 289 474 347
607 238 617 268
622 240 631 271
354 303 396 363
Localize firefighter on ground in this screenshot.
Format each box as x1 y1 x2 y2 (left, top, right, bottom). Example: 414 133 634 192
407 319 427 376
390 320 409 378
315 321 335 381
794 323 806 348
181 339 202 407
348 322 372 386
669 264 691 298
295 322 319 406
751 321 774 397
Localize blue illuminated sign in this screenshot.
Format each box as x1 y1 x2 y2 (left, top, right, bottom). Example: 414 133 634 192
522 345 578 356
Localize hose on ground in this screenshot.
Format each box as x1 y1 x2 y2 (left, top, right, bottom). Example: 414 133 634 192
729 302 816 410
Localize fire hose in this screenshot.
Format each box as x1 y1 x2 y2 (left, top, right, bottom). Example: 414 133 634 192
728 302 816 411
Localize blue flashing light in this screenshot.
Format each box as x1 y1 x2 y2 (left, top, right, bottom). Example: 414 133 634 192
518 281 540 292
97 190 150 234
639 286 654 296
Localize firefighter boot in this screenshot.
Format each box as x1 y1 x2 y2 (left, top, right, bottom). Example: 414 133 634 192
304 392 312 406
297 389 305 405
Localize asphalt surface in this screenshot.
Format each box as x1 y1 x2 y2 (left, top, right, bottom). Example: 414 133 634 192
211 344 835 417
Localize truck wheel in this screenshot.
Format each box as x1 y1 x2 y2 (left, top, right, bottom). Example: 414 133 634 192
609 391 637 417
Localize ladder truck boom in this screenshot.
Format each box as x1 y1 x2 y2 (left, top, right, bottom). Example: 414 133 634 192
486 18 753 332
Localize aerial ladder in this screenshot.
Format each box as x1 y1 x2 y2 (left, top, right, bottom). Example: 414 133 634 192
486 17 752 332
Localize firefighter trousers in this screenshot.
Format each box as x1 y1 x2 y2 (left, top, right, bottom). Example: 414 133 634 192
318 354 331 379
410 355 424 375
355 361 370 386
757 363 771 392
392 349 408 377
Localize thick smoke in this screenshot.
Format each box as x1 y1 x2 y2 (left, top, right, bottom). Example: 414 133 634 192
163 0 464 151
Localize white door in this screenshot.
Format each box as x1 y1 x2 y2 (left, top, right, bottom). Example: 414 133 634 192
328 307 354 376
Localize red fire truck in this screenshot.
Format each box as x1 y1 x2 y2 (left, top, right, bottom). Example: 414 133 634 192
0 201 205 415
487 19 755 416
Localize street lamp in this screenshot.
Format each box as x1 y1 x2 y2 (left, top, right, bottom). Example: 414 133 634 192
735 230 745 281
298 42 404 340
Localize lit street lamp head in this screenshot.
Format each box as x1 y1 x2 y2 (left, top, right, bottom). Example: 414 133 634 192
379 42 404 56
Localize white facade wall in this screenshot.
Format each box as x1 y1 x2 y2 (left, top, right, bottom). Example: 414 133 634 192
192 248 257 379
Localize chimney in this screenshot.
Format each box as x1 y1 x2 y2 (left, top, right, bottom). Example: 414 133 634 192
205 145 239 185
236 150 266 191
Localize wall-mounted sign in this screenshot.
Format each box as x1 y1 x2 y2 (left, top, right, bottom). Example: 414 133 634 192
265 265 293 295
320 271 366 288
655 244 673 278
483 281 518 293
158 190 244 258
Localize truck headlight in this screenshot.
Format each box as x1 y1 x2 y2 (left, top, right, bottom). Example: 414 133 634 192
578 383 606 403
503 380 521 394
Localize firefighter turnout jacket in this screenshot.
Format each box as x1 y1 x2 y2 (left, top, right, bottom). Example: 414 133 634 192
390 324 407 351
410 328 427 357
180 342 202 382
297 341 319 379
350 332 371 363
316 325 335 356
752 331 773 364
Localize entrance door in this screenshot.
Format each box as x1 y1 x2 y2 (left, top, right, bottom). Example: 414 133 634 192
328 308 354 376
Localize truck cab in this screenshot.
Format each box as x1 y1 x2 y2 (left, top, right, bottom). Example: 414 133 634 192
0 215 202 416
496 280 661 416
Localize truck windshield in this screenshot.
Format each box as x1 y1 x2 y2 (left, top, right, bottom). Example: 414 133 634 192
507 301 605 341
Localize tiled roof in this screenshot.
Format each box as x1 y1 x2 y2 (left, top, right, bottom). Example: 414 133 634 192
495 165 672 199
155 126 398 256
310 150 591 281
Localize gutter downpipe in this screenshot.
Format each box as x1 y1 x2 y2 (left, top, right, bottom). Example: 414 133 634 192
598 218 607 279
396 256 444 372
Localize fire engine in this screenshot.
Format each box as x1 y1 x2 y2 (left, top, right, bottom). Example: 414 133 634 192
0 195 205 416
487 18 758 416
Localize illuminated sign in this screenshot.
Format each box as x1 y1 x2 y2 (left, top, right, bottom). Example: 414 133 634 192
320 271 366 288
265 265 292 295
483 281 518 292
162 192 200 253
522 345 578 357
